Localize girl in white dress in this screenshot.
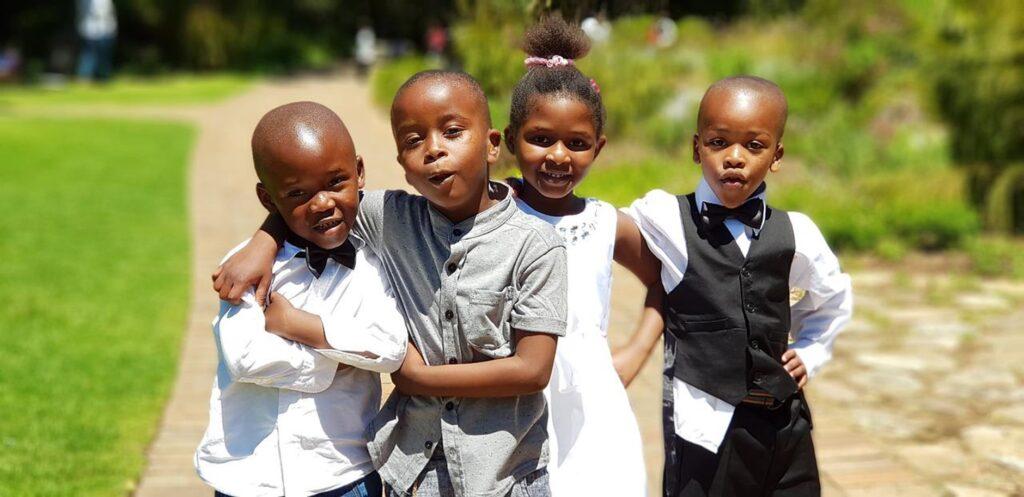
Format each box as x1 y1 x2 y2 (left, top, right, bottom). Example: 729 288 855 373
504 17 665 496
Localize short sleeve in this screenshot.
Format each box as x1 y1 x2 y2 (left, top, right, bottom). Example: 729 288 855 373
355 189 388 252
510 244 568 336
622 189 688 292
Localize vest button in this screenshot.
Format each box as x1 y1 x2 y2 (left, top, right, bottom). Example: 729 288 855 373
453 228 463 237
745 302 757 313
424 440 433 450
754 373 766 383
448 357 458 364
447 262 457 273
446 401 455 411
751 340 761 350
741 267 751 278
445 310 454 320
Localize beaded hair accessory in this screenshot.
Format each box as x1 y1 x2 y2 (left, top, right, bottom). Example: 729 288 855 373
524 55 574 68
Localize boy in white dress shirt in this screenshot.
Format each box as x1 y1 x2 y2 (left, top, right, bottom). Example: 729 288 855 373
627 76 853 497
195 101 407 497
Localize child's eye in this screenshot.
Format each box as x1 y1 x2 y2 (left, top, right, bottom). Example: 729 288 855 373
287 190 305 198
444 127 463 137
748 141 765 150
528 135 552 146
329 177 346 187
405 135 422 146
709 138 727 147
569 139 589 149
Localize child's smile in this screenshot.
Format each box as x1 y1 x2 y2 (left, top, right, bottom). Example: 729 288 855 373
509 95 605 214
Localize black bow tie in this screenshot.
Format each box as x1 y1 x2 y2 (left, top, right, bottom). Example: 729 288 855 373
287 233 357 277
700 197 765 231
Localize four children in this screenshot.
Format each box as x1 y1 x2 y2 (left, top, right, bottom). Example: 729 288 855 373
199 17 851 497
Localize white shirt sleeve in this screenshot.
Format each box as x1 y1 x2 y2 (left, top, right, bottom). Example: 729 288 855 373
212 292 339 394
622 189 689 292
787 212 853 378
317 252 408 374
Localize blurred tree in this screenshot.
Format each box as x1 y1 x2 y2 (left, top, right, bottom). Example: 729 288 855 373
934 0 1024 232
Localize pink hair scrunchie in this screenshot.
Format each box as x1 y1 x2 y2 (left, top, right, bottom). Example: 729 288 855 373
524 55 574 68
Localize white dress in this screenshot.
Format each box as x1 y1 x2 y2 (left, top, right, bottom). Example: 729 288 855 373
516 198 648 496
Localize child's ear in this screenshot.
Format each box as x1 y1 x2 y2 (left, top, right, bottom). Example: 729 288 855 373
692 133 701 164
503 126 515 154
487 129 502 165
355 155 366 189
256 183 277 213
770 141 784 172
594 134 607 159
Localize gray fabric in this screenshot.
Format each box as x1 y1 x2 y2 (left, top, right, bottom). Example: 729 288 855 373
384 458 550 497
355 183 567 497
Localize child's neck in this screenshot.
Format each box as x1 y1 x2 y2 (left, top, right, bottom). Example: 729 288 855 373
432 181 502 224
519 181 586 217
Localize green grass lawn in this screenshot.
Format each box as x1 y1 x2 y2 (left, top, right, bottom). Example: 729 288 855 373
0 116 193 496
0 73 252 108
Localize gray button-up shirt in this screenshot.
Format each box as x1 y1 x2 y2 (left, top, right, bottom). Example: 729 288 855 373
355 183 568 497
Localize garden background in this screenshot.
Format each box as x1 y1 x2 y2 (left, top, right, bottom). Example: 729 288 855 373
2 0 1023 496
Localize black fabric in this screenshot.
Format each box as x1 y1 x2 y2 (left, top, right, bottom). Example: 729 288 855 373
664 193 798 406
700 197 764 231
671 395 820 497
286 231 357 277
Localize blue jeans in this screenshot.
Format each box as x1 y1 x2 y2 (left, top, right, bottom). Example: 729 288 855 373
77 35 115 81
215 472 383 497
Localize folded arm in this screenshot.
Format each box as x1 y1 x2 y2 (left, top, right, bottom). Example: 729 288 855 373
391 330 557 397
213 293 337 393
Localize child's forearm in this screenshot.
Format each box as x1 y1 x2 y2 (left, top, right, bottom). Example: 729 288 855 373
267 307 330 349
258 213 290 245
392 332 556 398
612 284 665 387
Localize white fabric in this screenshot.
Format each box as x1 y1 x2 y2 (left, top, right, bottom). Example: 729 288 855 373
625 179 853 453
517 198 647 496
77 0 117 39
195 239 407 497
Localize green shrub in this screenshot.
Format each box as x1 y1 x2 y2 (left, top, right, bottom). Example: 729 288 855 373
966 237 1024 278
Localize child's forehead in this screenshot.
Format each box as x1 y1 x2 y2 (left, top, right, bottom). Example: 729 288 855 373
393 78 488 125
698 88 786 137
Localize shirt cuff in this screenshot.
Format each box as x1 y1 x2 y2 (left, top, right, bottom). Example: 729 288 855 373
510 316 567 336
790 341 832 379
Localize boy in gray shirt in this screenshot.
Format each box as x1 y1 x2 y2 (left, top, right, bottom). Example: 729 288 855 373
215 71 567 497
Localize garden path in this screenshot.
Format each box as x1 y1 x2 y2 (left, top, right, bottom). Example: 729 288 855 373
105 73 1024 497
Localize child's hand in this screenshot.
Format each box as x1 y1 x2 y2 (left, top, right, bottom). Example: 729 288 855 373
781 349 808 389
212 232 278 306
264 292 295 335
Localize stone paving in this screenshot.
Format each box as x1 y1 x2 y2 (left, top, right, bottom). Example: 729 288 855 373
56 74 1023 496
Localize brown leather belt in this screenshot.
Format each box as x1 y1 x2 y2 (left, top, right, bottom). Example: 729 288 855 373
740 390 782 409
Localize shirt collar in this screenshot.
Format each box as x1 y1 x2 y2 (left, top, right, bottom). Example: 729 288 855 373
428 181 516 241
695 177 768 233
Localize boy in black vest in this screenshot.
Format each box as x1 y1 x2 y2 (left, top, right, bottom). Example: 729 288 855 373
627 76 853 497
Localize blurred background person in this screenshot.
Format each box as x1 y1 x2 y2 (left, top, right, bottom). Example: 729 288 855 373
75 0 117 82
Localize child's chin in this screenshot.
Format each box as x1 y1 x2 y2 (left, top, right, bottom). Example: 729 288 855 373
311 231 350 250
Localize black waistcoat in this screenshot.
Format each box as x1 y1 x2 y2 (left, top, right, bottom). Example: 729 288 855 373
664 193 798 406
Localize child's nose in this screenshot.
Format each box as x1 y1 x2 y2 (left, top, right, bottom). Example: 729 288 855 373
310 192 336 211
546 142 570 164
425 135 447 164
724 145 745 167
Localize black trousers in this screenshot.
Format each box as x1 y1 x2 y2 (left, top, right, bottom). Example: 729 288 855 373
671 395 819 497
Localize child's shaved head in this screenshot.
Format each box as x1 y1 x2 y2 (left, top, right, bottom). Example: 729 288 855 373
392 70 491 127
698 76 788 138
252 101 355 182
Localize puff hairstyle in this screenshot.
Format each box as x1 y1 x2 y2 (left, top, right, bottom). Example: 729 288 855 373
507 16 606 143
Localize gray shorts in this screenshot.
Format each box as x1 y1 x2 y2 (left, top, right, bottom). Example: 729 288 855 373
385 455 549 497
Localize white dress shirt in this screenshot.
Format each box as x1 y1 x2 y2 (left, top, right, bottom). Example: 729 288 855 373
195 238 407 497
625 179 853 453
